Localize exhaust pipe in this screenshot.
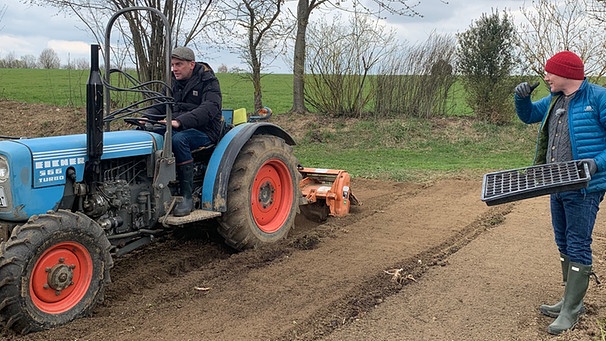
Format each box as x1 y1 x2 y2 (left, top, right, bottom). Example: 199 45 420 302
86 44 103 163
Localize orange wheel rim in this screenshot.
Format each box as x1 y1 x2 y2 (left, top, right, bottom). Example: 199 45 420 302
251 159 294 233
30 241 93 314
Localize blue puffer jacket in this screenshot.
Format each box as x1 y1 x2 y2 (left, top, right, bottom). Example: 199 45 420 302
515 79 606 193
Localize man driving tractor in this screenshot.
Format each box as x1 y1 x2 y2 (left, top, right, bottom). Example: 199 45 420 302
144 46 223 217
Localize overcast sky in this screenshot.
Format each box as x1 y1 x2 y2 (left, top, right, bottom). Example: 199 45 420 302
0 0 527 72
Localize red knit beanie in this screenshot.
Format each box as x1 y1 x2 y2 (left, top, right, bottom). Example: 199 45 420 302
545 51 584 80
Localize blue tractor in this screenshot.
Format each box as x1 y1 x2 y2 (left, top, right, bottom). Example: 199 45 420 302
0 7 356 334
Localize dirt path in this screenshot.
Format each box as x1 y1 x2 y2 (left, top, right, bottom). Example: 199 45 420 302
323 194 606 341
8 177 604 341
2 100 606 340
324 196 562 341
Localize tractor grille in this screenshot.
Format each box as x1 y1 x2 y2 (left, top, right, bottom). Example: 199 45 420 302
481 161 590 206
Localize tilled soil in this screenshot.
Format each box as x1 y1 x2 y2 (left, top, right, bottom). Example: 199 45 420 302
4 178 503 341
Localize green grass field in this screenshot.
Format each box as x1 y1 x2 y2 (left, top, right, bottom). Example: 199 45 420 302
291 117 537 181
0 68 294 114
0 68 538 181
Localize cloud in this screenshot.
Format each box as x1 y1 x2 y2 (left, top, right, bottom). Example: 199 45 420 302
0 35 91 64
48 40 91 60
0 1 92 62
378 0 528 44
0 33 41 57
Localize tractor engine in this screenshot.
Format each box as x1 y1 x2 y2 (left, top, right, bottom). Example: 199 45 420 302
81 156 155 236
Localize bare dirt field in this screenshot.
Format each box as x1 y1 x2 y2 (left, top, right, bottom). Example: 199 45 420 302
2 100 606 341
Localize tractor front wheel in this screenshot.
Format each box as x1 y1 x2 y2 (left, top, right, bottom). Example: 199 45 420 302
0 210 112 334
218 135 301 250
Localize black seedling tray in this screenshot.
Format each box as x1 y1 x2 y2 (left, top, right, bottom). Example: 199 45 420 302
481 161 591 206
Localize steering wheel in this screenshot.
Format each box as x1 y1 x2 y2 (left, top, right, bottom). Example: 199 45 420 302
123 117 166 131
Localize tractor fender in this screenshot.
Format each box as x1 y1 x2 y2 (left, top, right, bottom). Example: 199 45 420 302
201 122 296 212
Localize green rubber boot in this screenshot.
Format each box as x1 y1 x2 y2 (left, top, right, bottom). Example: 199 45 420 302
539 254 569 317
547 262 591 335
540 254 586 318
173 163 194 217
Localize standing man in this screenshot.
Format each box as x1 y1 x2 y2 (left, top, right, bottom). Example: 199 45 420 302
145 46 223 217
514 51 606 335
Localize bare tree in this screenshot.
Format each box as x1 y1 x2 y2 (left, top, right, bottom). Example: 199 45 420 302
375 33 456 119
75 57 90 70
64 56 90 70
305 12 396 117
584 0 606 80
27 0 218 83
20 54 38 68
218 0 291 111
2 52 18 68
0 5 6 71
39 48 61 69
518 0 606 79
217 64 228 73
0 4 5 30
289 0 435 114
587 0 606 19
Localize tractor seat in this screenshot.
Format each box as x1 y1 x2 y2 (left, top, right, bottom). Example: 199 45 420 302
192 144 216 161
192 144 215 154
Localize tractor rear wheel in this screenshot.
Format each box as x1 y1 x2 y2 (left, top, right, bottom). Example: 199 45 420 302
218 135 301 250
0 210 112 334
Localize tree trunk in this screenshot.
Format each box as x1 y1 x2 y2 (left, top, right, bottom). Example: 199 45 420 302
290 0 310 114
251 50 263 112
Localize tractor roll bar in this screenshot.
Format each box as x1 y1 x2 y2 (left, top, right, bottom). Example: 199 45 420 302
102 6 174 154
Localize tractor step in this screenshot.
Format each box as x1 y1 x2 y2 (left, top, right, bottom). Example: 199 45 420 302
162 209 222 226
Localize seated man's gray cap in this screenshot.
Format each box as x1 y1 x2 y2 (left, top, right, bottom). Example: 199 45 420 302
172 46 195 61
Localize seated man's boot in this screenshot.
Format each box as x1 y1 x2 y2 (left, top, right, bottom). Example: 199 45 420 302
173 163 194 217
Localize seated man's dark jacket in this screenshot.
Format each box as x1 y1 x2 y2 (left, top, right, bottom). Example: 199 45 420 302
147 62 223 143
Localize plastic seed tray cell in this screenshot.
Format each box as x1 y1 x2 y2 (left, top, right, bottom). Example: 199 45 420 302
481 161 590 206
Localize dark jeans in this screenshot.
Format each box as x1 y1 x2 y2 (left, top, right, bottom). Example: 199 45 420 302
550 190 605 265
169 128 213 165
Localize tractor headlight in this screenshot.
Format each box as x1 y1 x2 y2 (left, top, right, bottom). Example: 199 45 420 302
0 157 9 182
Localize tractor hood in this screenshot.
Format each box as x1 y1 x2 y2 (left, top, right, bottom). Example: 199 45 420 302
0 130 163 221
5 130 163 189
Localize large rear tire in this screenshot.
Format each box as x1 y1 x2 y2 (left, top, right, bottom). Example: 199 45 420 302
0 210 112 334
218 135 301 250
